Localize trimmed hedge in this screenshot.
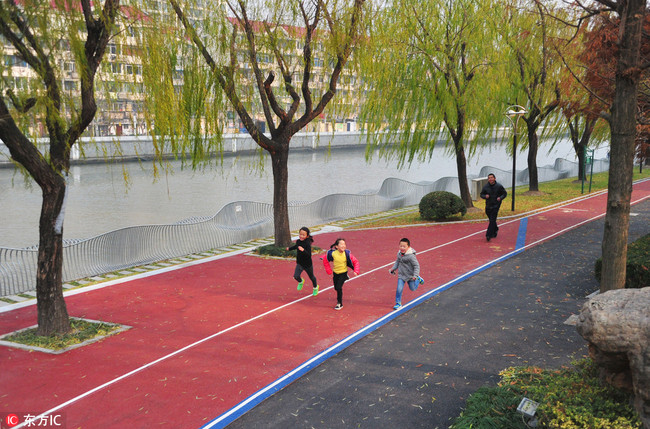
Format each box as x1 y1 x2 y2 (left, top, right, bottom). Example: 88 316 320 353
419 191 467 221
595 233 650 288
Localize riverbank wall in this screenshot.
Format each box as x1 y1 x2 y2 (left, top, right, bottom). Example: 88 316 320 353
0 132 381 167
0 130 513 168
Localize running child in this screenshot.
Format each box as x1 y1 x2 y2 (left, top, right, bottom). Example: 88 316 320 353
322 238 360 310
389 237 424 310
287 227 319 296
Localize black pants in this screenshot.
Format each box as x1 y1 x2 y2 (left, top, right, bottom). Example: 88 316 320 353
485 205 500 238
293 264 317 287
333 272 349 305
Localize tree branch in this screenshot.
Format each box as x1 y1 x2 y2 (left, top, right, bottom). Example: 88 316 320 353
236 0 276 134
262 21 298 124
297 0 319 120
0 95 51 186
305 0 365 127
5 89 36 113
169 0 268 148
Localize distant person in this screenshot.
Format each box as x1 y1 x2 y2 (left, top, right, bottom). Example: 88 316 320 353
322 238 360 310
389 237 424 310
287 227 319 296
480 173 507 242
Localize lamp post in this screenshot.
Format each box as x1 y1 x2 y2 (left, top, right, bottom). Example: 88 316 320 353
505 105 527 212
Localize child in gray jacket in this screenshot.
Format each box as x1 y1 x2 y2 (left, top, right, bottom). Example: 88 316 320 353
389 238 424 310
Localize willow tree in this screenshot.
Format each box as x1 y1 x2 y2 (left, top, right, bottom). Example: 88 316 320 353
140 0 366 247
502 0 570 192
360 0 508 209
0 0 121 336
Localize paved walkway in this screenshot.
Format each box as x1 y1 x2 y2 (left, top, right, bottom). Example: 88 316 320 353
227 196 650 429
0 180 648 429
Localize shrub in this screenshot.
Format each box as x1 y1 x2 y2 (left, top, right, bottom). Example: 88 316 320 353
419 191 467 221
451 359 641 429
595 233 650 288
255 244 297 258
255 244 321 258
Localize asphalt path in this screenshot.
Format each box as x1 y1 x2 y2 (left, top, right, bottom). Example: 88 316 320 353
226 198 650 429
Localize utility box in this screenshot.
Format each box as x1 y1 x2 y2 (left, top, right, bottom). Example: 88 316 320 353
471 177 489 201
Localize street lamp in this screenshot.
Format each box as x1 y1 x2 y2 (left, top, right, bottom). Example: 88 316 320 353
505 105 527 212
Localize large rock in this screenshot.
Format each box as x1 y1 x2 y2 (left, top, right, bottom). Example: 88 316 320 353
576 287 650 428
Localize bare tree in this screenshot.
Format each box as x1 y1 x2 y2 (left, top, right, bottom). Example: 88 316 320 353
141 0 366 248
0 0 121 335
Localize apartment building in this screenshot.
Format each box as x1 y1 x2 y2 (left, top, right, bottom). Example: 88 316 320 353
1 2 360 138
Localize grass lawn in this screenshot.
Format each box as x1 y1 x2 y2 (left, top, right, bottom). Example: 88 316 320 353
348 169 650 228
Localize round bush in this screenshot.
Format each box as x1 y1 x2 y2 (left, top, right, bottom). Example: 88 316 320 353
419 191 467 221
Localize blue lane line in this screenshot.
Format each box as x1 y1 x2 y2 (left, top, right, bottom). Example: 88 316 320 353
200 244 532 429
516 217 528 250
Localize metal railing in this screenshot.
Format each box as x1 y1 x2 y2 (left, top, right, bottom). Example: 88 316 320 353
0 157 609 295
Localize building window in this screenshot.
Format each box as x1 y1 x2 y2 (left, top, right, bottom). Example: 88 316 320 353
64 80 77 91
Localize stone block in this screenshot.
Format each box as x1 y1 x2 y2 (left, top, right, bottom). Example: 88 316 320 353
576 287 650 428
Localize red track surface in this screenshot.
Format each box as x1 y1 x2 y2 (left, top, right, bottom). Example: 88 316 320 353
1 180 648 428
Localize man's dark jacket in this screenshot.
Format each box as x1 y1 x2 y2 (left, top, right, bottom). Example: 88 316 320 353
480 181 507 209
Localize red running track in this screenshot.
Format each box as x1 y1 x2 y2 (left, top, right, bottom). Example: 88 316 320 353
0 180 648 429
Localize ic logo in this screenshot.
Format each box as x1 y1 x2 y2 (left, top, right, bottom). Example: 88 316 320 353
5 414 20 427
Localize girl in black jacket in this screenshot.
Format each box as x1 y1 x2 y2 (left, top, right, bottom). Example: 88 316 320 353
287 227 319 296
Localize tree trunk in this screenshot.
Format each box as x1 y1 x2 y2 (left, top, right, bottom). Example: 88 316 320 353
36 176 71 336
453 138 474 208
270 143 292 248
568 118 586 181
577 144 586 180
600 0 644 292
526 126 539 191
576 118 596 181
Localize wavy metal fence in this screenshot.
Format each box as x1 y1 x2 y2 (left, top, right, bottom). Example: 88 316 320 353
0 157 609 295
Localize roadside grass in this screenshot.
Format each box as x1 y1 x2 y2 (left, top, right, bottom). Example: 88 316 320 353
350 169 650 228
1 318 125 352
451 359 642 428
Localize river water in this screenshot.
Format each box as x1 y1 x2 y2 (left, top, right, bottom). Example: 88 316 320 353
0 138 607 248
